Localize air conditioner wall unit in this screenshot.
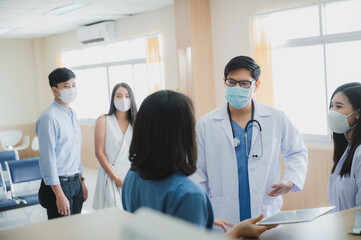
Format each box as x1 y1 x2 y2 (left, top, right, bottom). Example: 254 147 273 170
77 21 116 44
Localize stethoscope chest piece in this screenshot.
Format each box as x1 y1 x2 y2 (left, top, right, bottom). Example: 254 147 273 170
234 137 240 147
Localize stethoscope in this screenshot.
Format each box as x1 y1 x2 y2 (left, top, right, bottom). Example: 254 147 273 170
227 100 264 159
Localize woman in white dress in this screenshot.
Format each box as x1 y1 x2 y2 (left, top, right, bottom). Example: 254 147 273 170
93 83 137 210
327 82 361 212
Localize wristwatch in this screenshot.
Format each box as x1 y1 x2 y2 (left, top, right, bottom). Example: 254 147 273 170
80 177 85 181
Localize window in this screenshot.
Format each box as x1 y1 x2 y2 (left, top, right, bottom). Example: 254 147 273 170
255 0 361 138
61 36 162 120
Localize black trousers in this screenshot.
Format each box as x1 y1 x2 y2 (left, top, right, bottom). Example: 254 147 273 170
38 177 84 220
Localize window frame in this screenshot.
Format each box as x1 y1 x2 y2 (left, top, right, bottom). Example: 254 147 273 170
263 2 361 141
60 34 162 121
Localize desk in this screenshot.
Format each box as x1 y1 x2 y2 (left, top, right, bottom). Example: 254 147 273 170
0 208 132 240
246 206 361 240
1 206 360 240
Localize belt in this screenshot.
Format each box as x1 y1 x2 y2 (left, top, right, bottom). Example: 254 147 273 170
59 173 80 182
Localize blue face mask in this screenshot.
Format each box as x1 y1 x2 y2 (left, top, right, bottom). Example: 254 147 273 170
225 86 250 109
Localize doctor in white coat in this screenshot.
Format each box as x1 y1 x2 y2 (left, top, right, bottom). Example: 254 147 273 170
190 56 308 233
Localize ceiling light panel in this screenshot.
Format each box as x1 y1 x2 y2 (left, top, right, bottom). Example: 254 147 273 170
45 2 90 15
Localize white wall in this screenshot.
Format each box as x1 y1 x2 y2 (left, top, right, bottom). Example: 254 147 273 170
34 31 83 113
35 6 179 114
210 0 317 107
0 39 39 126
114 6 179 92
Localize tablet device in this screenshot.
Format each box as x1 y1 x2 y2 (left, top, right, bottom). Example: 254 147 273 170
257 206 335 225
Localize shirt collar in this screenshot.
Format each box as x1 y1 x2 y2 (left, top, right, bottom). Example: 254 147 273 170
213 99 271 120
52 100 73 116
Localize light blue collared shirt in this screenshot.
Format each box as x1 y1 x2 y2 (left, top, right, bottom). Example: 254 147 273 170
36 100 82 185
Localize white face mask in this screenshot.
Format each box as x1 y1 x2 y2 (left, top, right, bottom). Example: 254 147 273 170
327 109 357 134
114 98 131 112
57 88 77 104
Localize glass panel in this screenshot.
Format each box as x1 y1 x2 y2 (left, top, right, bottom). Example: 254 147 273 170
133 63 148 107
72 67 109 119
265 6 319 43
83 45 105 65
61 49 83 67
326 40 361 103
147 62 162 92
272 45 327 135
325 0 361 34
108 65 134 101
106 40 131 62
130 37 146 59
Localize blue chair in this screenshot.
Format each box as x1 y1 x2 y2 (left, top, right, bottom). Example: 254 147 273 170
5 157 41 205
0 163 21 212
0 150 19 170
0 150 18 191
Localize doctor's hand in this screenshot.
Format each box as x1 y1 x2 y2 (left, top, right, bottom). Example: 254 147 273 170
225 214 277 238
214 219 234 232
267 180 295 197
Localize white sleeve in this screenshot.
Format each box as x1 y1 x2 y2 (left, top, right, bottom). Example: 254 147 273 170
189 121 210 194
281 111 308 193
353 147 361 206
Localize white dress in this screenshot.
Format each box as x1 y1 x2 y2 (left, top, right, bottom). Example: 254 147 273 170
93 114 132 210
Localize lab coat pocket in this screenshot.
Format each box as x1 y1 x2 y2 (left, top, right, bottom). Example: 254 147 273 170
208 177 223 198
210 196 226 218
206 144 225 198
339 177 357 209
249 136 279 164
262 136 279 160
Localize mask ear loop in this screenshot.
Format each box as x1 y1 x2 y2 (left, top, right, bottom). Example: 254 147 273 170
346 109 360 141
52 87 61 98
356 109 360 120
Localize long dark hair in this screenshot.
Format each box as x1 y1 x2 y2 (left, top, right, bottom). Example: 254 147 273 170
330 82 361 176
129 90 197 180
107 83 137 126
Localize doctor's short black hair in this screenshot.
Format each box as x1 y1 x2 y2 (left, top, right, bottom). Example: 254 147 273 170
48 67 76 88
129 90 197 180
224 56 261 80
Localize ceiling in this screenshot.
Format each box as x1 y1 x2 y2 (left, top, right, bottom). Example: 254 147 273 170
0 0 173 39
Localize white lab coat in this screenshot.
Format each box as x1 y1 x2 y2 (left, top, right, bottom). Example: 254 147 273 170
190 101 308 230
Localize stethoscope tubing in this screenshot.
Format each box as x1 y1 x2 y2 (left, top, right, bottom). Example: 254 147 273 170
227 100 263 159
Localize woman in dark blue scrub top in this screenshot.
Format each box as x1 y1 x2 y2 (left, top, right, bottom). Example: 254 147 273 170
122 90 276 238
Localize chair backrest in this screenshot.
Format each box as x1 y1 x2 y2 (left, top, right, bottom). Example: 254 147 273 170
10 135 30 151
6 157 41 184
0 163 4 188
0 163 8 198
0 150 19 170
0 130 23 147
31 136 39 151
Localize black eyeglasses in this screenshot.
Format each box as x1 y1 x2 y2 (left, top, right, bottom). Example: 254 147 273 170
225 79 256 88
